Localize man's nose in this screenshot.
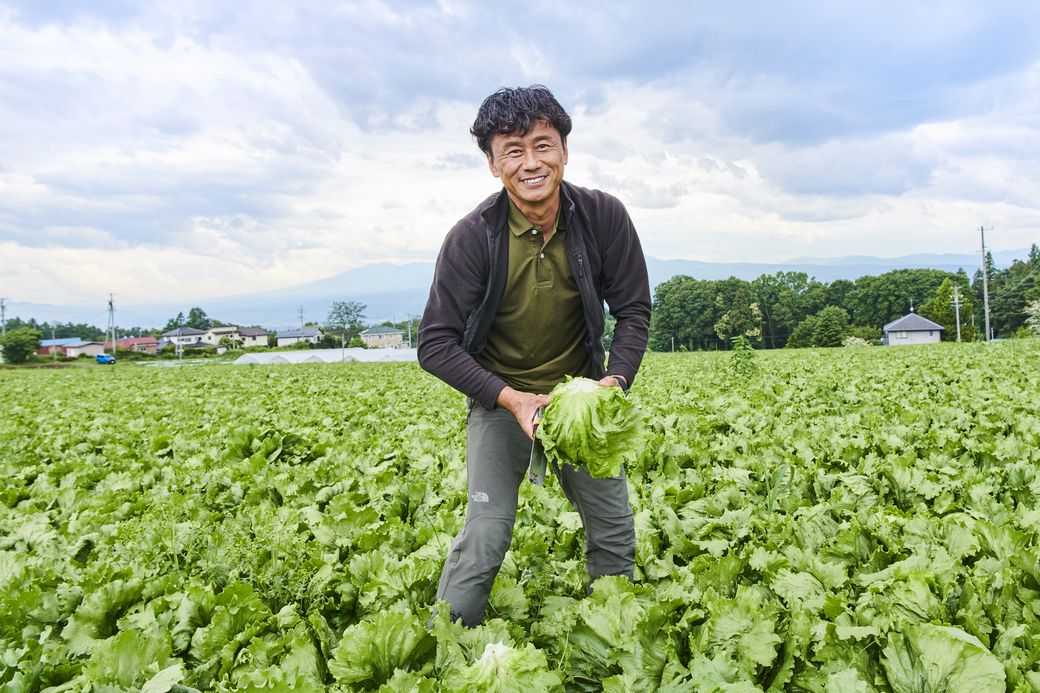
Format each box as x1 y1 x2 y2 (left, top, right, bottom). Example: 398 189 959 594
522 147 539 168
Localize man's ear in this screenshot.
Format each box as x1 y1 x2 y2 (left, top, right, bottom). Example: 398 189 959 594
562 140 569 165
487 153 500 178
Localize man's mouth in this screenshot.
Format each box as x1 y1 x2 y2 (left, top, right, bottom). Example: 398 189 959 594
521 176 547 185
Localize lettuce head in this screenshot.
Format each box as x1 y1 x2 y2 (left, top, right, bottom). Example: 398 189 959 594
536 376 642 478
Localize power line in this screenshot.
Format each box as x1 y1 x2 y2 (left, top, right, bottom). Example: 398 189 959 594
1003 97 1040 211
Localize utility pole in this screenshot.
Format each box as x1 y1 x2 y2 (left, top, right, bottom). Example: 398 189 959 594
106 294 117 355
0 297 6 364
298 306 305 330
951 285 962 342
980 226 992 341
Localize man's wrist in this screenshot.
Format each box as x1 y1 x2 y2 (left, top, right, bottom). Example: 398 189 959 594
609 374 629 391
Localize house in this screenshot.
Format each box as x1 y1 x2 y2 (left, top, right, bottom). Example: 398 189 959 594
203 326 242 346
106 337 159 354
360 325 405 349
276 327 324 347
238 327 269 348
159 327 208 349
36 338 85 356
883 313 944 346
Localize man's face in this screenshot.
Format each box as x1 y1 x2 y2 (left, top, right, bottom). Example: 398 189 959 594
486 120 568 209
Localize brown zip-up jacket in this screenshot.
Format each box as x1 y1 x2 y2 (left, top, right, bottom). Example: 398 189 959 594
417 181 651 409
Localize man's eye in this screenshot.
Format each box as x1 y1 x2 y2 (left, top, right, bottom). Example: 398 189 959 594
507 149 522 157
537 143 550 150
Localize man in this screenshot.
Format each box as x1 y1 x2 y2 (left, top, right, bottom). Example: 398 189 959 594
417 85 651 626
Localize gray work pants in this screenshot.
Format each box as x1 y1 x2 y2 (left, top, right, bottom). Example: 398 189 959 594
436 400 635 626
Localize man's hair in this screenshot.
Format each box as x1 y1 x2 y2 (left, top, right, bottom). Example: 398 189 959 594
471 85 572 157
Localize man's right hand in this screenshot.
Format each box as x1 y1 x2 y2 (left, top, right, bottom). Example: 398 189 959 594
496 386 551 439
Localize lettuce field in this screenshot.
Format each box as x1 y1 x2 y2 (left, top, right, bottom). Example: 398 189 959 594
2 341 1040 691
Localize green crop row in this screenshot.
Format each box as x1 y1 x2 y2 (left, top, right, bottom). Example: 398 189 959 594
1 341 1038 691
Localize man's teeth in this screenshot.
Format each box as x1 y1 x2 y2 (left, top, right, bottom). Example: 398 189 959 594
523 176 546 184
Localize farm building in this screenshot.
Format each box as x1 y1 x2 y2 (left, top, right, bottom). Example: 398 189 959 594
65 342 105 358
36 338 85 356
35 339 106 358
360 325 405 348
883 312 944 346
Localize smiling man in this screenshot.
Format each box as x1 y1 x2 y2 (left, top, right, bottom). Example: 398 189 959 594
418 85 651 626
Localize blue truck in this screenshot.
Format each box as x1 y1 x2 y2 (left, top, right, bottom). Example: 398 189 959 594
95 354 116 365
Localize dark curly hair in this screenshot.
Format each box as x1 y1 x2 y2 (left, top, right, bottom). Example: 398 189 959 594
471 85 572 158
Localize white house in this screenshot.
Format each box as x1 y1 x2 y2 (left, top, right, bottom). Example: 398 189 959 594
159 327 208 348
276 327 324 347
360 325 405 348
203 326 241 346
883 313 944 346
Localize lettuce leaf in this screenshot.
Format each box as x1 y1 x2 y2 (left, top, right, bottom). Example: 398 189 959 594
328 609 434 687
882 623 1005 692
537 377 642 478
448 642 563 692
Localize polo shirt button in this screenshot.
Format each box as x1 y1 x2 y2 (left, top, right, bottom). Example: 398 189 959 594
531 229 537 234
539 253 544 258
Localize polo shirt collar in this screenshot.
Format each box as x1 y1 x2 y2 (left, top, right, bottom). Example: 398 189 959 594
507 197 565 238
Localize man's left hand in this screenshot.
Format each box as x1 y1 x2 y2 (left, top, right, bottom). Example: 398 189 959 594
597 375 626 389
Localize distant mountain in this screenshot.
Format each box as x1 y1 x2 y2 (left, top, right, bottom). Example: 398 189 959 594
8 250 1030 330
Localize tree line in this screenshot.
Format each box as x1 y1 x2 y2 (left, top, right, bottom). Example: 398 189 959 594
648 244 1040 350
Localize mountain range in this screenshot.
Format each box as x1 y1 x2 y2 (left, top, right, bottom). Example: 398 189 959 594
9 249 1028 331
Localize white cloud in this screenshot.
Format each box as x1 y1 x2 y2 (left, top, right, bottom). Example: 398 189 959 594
1 2 1039 314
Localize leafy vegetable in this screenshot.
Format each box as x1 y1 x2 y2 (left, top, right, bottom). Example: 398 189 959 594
327 609 434 686
2 343 1039 689
449 642 563 692
536 376 642 478
882 623 1005 692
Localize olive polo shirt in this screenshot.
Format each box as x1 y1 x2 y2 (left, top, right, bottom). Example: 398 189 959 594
475 199 594 394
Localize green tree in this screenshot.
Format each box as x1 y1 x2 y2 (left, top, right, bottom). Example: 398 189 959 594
162 312 186 333
987 256 1038 337
185 307 211 330
325 301 367 342
825 279 855 310
846 269 955 328
601 313 616 351
648 276 717 350
0 327 42 364
786 315 818 349
714 287 763 345
920 278 974 341
1025 299 1040 336
812 306 850 347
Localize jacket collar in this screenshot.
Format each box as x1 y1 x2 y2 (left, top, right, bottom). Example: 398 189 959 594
481 181 577 232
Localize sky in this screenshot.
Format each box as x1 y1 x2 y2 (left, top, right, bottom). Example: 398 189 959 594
2 1 1040 311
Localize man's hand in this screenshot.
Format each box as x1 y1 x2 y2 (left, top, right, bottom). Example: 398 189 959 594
597 374 627 389
497 386 551 439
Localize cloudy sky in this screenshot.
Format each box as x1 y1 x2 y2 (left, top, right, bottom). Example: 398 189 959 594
2 1 1039 309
